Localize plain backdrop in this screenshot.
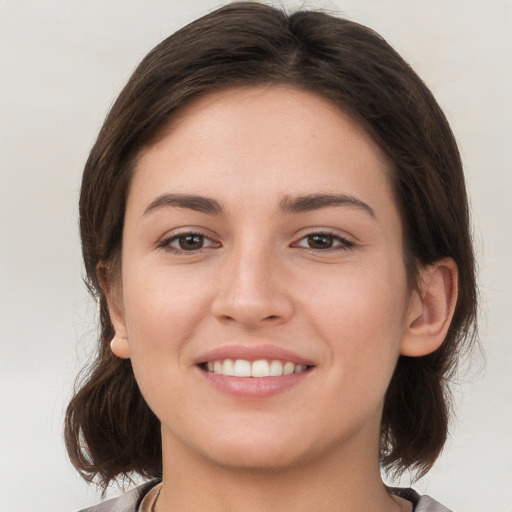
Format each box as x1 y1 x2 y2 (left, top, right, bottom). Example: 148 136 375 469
1 1 511 511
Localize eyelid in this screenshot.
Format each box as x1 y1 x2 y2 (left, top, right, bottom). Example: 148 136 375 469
157 227 221 253
291 229 356 251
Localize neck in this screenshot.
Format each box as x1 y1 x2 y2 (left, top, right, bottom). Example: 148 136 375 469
156 428 402 512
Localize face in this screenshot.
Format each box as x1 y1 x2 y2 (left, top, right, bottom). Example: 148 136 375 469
111 85 418 473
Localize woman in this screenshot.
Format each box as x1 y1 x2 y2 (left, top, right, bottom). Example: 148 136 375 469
66 2 477 511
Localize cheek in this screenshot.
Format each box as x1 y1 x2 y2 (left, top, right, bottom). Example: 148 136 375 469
121 263 213 359
118 264 214 416
305 261 409 382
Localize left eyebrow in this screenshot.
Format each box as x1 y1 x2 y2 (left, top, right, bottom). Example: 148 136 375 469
143 193 223 216
279 193 376 218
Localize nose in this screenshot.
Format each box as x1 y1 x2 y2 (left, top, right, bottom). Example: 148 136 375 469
211 245 294 328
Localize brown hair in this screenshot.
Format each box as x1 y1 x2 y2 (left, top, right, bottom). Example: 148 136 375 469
65 1 477 489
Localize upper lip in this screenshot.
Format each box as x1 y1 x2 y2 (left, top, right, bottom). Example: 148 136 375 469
194 344 315 366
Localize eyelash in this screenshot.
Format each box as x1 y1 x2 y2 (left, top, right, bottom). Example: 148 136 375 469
158 232 220 254
158 230 355 255
292 232 355 252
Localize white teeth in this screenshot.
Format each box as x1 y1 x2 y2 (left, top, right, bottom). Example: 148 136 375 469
233 359 252 377
283 361 295 375
222 359 234 376
269 360 284 376
206 358 308 377
251 359 270 377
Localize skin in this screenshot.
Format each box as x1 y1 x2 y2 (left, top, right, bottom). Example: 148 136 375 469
107 85 457 512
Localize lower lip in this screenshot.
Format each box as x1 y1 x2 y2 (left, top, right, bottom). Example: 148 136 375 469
199 367 312 399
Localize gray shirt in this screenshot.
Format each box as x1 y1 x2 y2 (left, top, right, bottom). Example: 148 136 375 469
78 481 453 512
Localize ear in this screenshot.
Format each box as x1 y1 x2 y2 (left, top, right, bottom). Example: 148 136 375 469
97 261 131 359
400 258 458 357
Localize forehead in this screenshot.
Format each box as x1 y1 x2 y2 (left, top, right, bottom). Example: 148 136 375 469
151 84 388 163
130 85 396 217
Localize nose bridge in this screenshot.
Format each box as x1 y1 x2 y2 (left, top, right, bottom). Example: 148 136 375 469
212 234 292 326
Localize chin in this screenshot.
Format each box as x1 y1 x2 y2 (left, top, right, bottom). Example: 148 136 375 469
162 417 311 473
201 442 312 474
192 422 328 474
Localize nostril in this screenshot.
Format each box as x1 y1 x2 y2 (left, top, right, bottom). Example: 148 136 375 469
211 292 294 326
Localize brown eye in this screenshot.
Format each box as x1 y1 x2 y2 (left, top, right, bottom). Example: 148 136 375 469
177 234 205 251
306 234 335 249
293 232 355 251
160 232 221 253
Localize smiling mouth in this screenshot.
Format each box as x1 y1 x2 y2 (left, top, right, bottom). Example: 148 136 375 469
201 359 312 378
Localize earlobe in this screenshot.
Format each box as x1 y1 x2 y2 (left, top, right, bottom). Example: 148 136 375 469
400 258 458 357
110 336 131 359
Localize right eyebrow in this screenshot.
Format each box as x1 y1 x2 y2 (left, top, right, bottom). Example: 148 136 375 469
143 193 223 216
279 193 376 219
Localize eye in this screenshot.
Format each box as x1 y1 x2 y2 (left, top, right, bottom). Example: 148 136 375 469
159 232 220 253
293 232 354 251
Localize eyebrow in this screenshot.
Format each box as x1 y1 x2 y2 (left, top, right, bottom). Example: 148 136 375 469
279 193 375 218
144 193 223 216
143 192 375 218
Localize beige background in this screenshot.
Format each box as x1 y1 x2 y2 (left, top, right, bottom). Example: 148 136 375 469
1 1 510 511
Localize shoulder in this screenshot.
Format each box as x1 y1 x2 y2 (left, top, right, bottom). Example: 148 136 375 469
415 495 453 512
390 487 453 512
77 480 158 512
